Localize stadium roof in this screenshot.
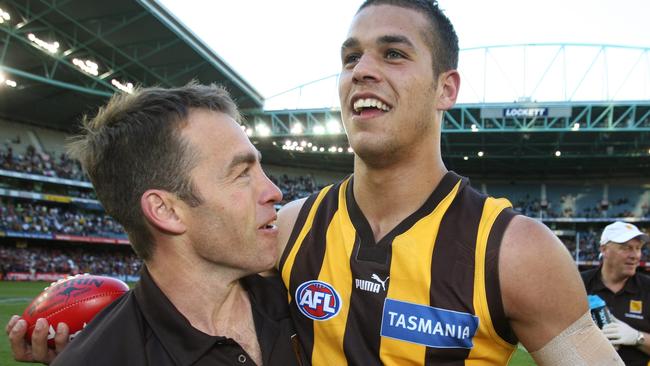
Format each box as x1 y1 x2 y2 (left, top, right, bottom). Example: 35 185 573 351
0 0 263 131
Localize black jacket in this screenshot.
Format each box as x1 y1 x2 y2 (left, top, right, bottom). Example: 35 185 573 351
52 268 300 366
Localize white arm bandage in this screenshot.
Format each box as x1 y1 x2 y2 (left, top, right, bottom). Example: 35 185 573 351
530 311 624 366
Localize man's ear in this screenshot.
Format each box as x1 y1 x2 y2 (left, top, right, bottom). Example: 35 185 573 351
435 69 460 111
140 189 186 235
599 244 608 258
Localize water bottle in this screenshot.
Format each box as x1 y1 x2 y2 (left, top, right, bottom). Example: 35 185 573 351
588 294 612 329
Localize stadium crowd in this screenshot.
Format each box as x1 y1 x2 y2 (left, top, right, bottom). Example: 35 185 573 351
1 230 629 278
0 144 87 181
0 143 648 279
269 173 321 204
564 231 602 261
1 144 648 219
512 194 649 219
0 199 125 238
0 245 140 277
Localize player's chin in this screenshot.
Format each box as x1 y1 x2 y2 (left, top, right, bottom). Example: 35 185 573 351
251 249 278 272
256 228 280 256
257 225 279 251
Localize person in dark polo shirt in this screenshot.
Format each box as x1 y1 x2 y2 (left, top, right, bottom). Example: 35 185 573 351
582 221 650 366
6 84 300 365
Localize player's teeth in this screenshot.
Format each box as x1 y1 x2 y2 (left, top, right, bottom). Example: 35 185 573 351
353 98 391 112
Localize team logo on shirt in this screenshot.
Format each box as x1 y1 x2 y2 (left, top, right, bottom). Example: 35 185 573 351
630 300 643 314
295 280 341 321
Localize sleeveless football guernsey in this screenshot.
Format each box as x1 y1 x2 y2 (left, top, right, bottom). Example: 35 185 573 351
280 171 518 365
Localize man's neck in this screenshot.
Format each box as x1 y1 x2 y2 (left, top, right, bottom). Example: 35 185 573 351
353 141 447 242
148 264 245 332
600 266 630 293
146 251 263 365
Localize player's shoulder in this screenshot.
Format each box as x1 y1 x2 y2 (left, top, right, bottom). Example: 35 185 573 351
276 181 345 268
502 214 561 254
499 214 580 296
277 197 309 245
278 197 309 220
277 179 344 230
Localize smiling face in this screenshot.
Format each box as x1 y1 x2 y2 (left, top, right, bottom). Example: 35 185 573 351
601 238 645 279
338 5 444 168
180 109 283 274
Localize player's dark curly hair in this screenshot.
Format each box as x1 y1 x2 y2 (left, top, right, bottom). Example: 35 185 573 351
357 0 459 76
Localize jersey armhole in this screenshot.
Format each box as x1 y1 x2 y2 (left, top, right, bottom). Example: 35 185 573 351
486 207 519 345
278 193 319 272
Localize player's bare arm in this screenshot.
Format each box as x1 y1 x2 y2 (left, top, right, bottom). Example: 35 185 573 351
276 197 307 269
500 215 623 365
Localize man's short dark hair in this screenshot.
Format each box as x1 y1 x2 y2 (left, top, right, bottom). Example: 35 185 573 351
67 83 240 261
357 0 459 76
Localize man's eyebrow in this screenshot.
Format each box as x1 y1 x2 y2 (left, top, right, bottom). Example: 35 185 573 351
341 37 360 51
377 34 415 49
225 151 258 175
341 35 415 52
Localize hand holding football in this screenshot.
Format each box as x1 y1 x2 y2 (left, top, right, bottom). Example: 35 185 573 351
21 274 129 347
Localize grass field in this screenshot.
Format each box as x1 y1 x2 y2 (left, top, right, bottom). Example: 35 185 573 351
1 281 48 366
0 281 537 365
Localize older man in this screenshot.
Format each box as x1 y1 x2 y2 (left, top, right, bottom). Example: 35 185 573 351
582 221 650 366
6 84 300 366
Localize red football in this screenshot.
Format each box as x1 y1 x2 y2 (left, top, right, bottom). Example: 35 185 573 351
22 274 129 347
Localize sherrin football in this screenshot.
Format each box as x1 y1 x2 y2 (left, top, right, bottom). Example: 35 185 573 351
22 274 129 347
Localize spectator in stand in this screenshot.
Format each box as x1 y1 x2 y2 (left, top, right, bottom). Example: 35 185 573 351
0 199 126 237
0 145 87 181
269 173 322 204
0 245 141 277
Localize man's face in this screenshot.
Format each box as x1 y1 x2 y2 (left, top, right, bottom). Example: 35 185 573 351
180 109 282 274
338 5 439 166
601 238 645 278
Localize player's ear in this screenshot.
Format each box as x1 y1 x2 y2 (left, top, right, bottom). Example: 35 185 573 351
435 69 460 111
140 189 186 235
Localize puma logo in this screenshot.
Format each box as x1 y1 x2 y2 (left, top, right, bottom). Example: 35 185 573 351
355 274 389 293
371 274 389 291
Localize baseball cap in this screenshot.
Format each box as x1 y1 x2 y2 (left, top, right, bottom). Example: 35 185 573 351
600 221 650 246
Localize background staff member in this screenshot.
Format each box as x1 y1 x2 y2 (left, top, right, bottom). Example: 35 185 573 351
582 221 650 366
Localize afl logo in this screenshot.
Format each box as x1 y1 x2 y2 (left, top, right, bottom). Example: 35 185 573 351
296 280 342 321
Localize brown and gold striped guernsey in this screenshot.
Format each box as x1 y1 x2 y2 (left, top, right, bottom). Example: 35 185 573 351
279 171 519 365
